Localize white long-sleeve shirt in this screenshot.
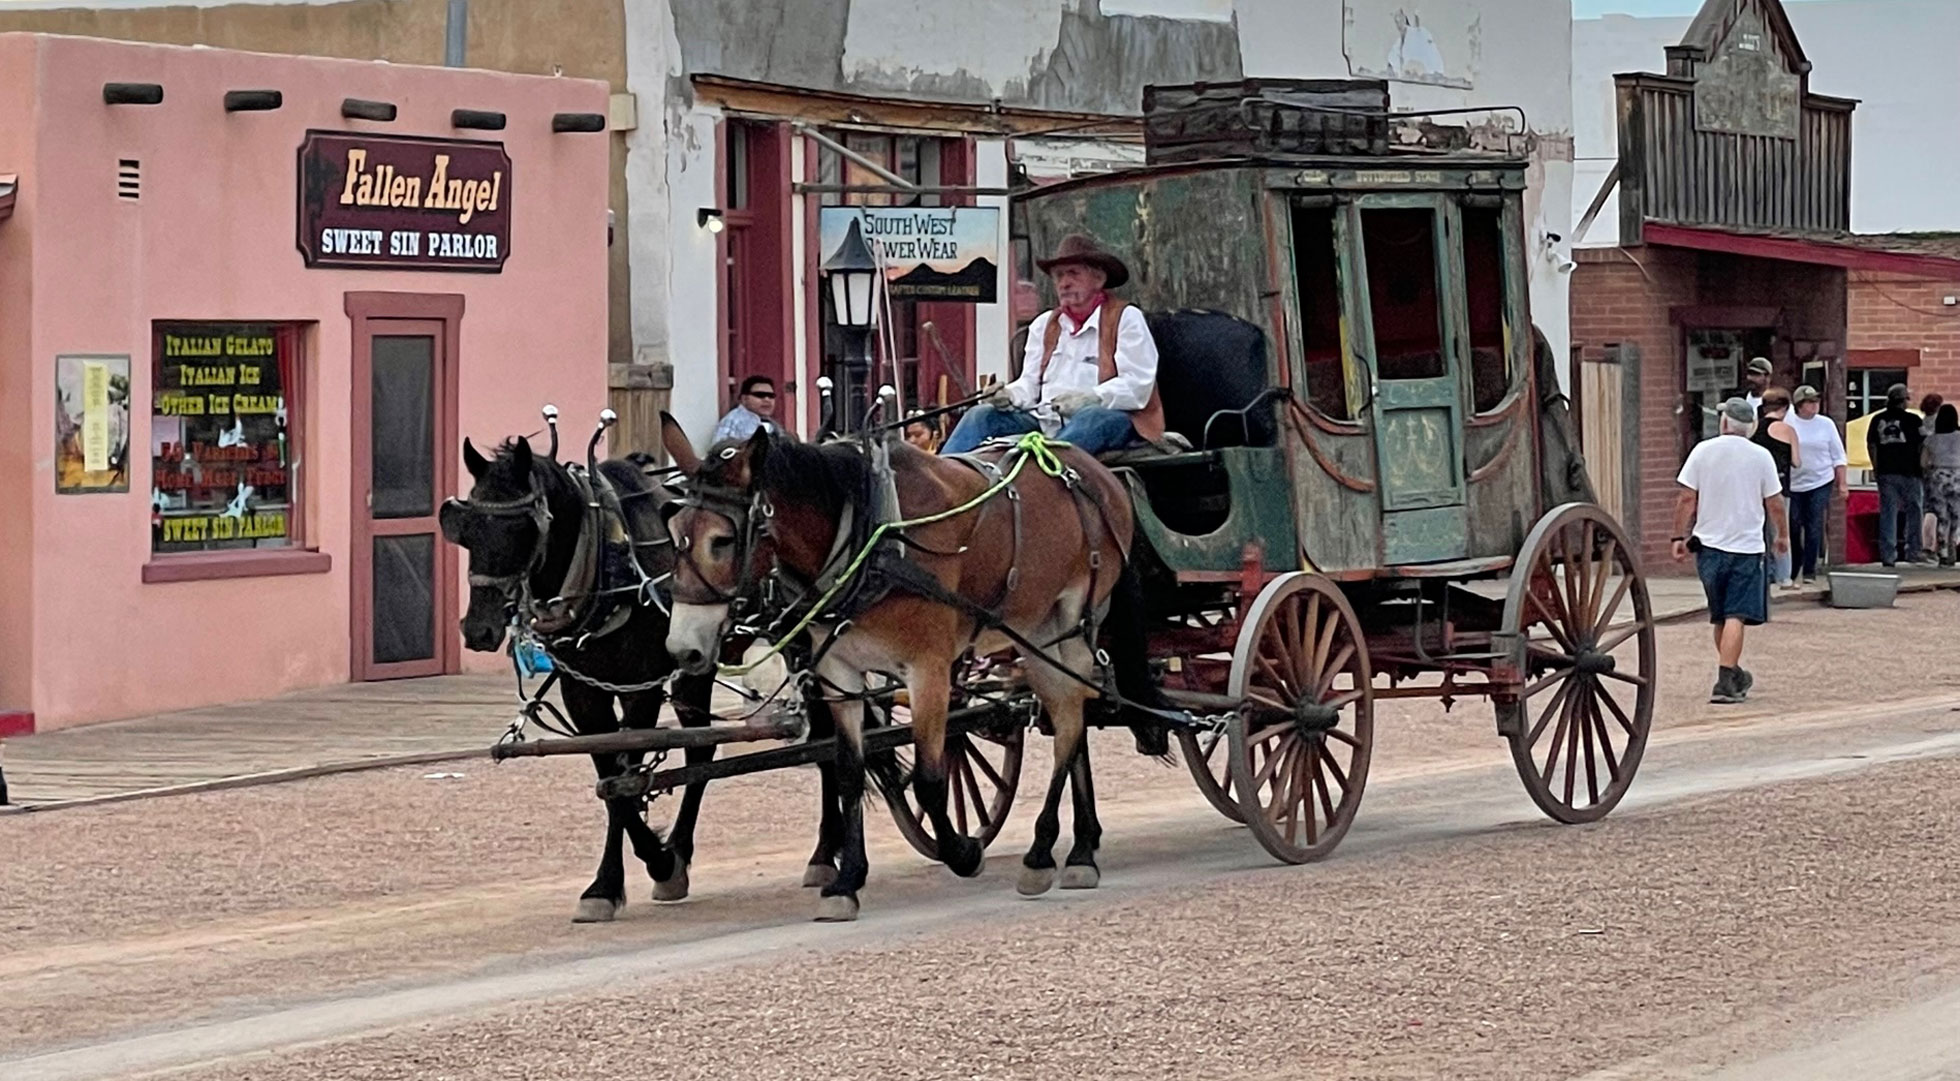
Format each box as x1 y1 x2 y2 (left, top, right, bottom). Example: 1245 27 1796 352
1006 304 1158 419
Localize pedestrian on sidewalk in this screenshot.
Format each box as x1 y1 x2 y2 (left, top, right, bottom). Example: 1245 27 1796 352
1785 385 1847 584
1673 397 1788 704
1752 387 1801 590
1867 383 1926 566
1741 356 1774 416
1922 394 1946 557
1923 403 1960 566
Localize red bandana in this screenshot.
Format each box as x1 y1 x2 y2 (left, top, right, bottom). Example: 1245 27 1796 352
1060 292 1107 329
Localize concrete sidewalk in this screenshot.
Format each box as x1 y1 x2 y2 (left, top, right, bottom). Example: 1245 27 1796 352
3 564 1957 811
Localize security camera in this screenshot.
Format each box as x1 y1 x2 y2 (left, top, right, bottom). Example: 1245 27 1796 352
1546 232 1564 244
1556 256 1577 274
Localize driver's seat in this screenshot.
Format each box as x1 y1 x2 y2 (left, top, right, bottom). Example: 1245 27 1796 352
1098 309 1275 463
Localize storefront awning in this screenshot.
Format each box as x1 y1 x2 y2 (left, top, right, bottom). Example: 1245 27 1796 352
1644 222 1960 279
0 174 16 222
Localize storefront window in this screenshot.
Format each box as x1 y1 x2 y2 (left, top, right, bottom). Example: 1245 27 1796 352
151 322 301 555
1847 368 1907 421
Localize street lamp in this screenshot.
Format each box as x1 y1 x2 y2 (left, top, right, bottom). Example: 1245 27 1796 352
822 215 881 430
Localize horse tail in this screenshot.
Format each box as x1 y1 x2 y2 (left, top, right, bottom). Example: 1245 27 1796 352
863 743 914 807
1106 547 1172 760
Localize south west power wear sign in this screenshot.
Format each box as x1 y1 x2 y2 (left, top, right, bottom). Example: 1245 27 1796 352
297 131 512 272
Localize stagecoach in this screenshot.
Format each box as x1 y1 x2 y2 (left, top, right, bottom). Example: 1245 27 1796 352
491 80 1654 877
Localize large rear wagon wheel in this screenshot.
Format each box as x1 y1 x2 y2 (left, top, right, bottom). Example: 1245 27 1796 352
1225 573 1374 864
1499 502 1656 824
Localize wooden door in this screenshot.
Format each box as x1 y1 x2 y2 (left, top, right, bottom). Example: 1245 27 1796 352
1581 352 1628 525
1344 196 1469 565
350 314 459 680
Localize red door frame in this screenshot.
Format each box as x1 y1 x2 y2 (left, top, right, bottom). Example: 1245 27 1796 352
718 120 798 427
345 292 464 681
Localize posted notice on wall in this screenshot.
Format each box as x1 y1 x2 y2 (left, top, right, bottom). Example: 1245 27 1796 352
55 354 131 494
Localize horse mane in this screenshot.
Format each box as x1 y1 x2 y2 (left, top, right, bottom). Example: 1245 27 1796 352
703 432 872 519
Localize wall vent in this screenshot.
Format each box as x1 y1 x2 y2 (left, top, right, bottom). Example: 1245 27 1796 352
117 159 140 200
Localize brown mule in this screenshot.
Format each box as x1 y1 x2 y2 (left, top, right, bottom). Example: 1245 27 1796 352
661 416 1137 921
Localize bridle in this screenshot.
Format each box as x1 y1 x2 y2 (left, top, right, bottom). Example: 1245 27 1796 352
669 473 773 609
442 486 553 600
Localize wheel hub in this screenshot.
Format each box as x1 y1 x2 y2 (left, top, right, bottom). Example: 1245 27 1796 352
1573 649 1617 675
1293 699 1341 733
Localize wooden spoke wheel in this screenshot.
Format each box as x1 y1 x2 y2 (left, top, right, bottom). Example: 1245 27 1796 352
1225 573 1374 864
1177 726 1243 823
1499 502 1656 824
882 707 1025 860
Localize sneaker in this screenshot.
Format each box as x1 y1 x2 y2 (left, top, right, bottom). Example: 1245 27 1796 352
1709 668 1746 705
1734 667 1754 694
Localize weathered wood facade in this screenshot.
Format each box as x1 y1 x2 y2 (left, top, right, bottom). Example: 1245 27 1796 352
1615 0 1855 244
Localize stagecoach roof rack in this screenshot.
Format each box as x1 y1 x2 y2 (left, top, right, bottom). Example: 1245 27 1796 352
1141 77 1531 167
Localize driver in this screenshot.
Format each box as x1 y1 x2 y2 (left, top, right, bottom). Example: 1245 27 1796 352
941 233 1162 456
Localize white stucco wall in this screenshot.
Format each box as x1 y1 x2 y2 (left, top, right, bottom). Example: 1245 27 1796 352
1574 0 1960 243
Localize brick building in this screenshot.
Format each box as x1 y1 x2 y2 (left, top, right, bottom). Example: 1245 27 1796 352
1567 0 1960 568
1846 252 1960 417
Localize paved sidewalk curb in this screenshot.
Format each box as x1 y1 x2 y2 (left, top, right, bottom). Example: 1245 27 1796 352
0 746 490 817
1653 576 1960 625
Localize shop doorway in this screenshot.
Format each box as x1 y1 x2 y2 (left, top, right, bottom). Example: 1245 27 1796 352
347 293 462 681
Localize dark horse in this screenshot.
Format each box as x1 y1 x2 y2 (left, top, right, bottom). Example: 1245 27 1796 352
444 433 716 923
662 415 1162 921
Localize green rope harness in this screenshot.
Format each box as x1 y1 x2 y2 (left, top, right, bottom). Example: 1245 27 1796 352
719 431 1070 677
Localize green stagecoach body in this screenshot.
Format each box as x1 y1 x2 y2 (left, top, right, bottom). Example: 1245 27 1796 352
1012 157 1593 582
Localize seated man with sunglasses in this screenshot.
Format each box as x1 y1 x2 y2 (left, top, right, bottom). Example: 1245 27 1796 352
712 374 779 445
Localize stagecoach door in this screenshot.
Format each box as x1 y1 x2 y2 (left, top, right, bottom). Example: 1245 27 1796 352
1341 197 1468 565
349 297 461 681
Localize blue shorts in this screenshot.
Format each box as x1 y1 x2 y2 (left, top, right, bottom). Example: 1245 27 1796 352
1696 546 1768 626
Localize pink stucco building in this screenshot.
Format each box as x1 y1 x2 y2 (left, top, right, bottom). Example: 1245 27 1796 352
0 34 612 731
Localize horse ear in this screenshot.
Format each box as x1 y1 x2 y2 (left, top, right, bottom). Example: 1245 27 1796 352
660 411 701 474
511 435 534 474
462 437 490 479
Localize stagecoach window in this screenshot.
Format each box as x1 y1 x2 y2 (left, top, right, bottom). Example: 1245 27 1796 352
1290 204 1351 419
1360 208 1446 382
1462 205 1512 413
150 321 302 555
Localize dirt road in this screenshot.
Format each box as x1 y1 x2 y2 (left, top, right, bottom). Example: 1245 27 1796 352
5 597 1960 1080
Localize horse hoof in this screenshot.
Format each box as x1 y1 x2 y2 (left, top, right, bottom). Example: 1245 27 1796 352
802 863 838 889
1060 865 1101 890
814 894 860 922
572 897 620 923
1017 866 1056 896
652 863 690 902
946 842 986 879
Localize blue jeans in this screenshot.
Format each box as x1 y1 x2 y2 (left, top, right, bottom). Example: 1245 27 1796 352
1764 514 1792 586
941 405 1141 456
1789 484 1832 580
1877 473 1924 564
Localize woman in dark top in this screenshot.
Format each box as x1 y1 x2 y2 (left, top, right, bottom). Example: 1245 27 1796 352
1754 387 1800 588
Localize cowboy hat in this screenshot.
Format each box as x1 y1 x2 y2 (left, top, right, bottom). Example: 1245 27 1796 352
1036 233 1129 289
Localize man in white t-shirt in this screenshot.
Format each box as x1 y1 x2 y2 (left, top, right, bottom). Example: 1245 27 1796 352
1673 397 1789 704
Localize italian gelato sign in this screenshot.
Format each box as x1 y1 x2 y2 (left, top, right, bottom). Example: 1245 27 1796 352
818 206 999 303
297 131 512 272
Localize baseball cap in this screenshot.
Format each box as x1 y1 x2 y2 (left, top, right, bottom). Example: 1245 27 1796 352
1746 357 1774 375
1792 385 1821 404
1720 397 1757 425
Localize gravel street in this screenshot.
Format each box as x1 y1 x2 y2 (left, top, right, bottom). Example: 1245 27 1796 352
6 594 1960 1081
